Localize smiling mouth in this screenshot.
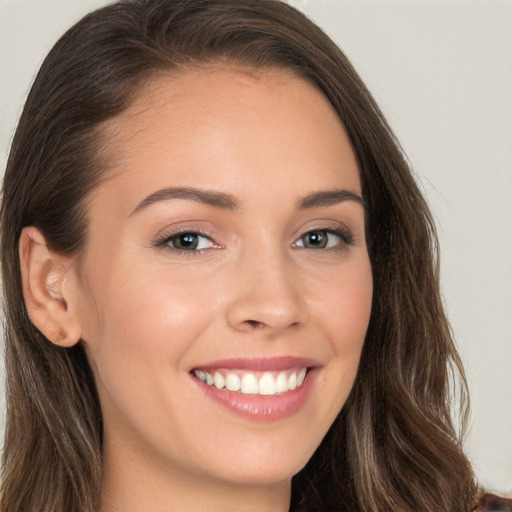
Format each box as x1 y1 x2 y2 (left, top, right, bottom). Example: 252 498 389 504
192 368 308 396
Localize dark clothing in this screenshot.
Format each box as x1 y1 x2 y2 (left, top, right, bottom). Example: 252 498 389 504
477 492 512 512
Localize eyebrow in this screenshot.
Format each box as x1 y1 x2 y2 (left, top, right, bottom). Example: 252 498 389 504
130 187 240 216
297 189 365 210
130 186 365 216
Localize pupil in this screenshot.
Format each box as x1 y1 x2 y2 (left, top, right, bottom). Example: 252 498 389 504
306 231 326 248
177 233 198 249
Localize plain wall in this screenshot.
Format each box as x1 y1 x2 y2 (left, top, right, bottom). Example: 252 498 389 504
1 0 511 493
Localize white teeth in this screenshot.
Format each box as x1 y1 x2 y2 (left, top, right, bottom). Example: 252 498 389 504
258 372 276 396
241 373 259 394
214 372 225 389
297 368 307 386
194 368 309 396
288 372 297 390
225 373 241 392
195 370 206 382
275 372 288 393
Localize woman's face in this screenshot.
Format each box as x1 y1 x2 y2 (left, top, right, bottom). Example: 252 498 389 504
75 68 373 489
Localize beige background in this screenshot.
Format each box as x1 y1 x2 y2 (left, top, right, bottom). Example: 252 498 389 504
0 0 511 492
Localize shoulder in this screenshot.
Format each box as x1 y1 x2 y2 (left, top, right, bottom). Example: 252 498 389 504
476 492 512 512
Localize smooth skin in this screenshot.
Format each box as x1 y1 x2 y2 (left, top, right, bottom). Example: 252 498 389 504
20 67 373 512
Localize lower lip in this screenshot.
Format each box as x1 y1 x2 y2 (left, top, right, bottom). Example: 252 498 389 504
191 370 317 422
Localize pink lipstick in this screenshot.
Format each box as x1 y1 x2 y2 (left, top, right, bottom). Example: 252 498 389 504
190 357 319 421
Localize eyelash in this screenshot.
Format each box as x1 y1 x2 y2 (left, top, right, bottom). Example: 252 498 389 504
293 227 354 250
152 227 354 256
153 228 219 257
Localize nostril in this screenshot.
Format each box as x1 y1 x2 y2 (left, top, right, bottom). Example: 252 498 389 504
245 320 264 329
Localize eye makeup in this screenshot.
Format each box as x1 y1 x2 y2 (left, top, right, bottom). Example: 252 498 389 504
152 227 222 256
151 222 355 259
293 227 353 251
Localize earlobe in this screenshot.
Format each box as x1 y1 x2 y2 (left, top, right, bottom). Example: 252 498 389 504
19 226 82 347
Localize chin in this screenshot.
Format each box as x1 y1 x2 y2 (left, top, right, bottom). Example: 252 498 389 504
188 429 322 487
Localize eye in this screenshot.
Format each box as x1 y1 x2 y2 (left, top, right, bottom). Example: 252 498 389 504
158 231 216 252
294 229 352 250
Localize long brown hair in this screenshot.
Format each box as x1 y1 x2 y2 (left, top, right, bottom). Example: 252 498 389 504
1 1 477 510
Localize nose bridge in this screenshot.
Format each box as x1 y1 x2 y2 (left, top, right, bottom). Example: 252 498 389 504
226 238 308 332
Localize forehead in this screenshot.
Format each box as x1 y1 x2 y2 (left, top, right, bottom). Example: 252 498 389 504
94 66 361 212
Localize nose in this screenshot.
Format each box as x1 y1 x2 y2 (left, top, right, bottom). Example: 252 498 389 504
226 248 309 334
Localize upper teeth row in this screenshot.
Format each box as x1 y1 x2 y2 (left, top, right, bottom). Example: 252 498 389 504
194 368 307 396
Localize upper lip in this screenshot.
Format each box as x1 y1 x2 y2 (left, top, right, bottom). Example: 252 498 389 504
192 356 321 372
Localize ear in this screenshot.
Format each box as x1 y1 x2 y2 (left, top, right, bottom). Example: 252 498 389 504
19 226 82 347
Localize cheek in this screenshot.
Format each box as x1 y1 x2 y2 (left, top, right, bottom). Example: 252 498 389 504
314 258 373 403
318 258 373 349
94 271 203 332
80 264 221 389
79 267 222 447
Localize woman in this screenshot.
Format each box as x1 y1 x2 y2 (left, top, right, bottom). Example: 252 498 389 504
0 0 482 511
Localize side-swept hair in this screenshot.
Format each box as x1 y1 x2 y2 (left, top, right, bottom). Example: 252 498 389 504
1 1 477 510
